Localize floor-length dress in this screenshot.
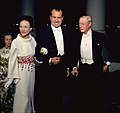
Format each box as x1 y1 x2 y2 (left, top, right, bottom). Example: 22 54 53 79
7 34 36 113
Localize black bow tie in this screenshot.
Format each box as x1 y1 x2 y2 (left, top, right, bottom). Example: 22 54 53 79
55 27 61 32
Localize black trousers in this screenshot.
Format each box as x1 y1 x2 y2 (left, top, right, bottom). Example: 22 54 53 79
34 66 66 113
73 63 104 113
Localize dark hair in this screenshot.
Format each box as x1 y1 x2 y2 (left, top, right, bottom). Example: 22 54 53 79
0 32 13 47
2 32 13 38
18 15 34 28
49 7 64 17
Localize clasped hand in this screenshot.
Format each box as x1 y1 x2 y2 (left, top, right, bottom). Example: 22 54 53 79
71 67 78 76
66 67 78 77
51 57 61 65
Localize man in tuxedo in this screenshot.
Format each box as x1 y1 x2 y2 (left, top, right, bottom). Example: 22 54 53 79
71 15 112 113
35 7 73 113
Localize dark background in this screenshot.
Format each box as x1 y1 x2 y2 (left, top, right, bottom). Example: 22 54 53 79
0 0 119 34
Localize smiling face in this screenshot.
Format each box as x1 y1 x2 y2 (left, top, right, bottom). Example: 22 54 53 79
19 20 32 38
50 9 64 28
79 16 92 34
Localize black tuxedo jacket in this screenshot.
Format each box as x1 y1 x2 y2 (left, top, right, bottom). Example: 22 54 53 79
35 24 73 78
71 30 111 68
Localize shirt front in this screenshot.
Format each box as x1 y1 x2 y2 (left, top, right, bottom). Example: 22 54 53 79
51 25 64 56
80 29 94 64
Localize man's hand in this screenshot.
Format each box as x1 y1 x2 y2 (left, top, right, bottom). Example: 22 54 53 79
66 68 70 77
103 64 109 73
71 67 78 76
51 57 61 65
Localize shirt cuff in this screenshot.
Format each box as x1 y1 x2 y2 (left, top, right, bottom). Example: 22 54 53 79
106 61 111 66
49 58 52 65
73 67 77 70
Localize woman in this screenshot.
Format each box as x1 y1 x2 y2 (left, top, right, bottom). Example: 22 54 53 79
5 15 37 113
0 32 14 113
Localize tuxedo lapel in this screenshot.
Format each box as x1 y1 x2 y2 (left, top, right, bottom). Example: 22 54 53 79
49 25 58 52
91 30 103 63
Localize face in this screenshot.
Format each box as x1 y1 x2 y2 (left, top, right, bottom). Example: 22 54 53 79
4 35 12 48
50 9 64 28
79 17 92 34
19 20 32 38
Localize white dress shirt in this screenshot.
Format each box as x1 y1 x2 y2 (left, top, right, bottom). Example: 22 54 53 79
51 25 64 56
80 29 94 64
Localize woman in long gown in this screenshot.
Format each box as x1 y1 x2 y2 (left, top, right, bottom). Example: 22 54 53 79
5 15 37 113
0 33 14 113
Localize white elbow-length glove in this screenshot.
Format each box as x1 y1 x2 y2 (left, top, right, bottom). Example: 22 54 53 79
4 78 20 88
14 79 20 84
4 78 13 88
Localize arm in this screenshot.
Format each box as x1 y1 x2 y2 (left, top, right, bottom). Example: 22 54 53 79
102 46 111 73
4 40 20 88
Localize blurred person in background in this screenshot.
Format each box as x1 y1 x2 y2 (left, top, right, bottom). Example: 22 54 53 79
0 32 14 113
